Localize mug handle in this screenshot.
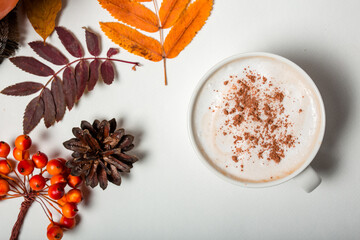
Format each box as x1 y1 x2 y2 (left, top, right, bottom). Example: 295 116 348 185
292 166 321 193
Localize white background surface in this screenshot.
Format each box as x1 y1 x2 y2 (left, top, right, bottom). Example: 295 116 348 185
0 0 359 239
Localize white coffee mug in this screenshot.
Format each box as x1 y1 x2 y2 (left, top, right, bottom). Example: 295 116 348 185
188 52 326 192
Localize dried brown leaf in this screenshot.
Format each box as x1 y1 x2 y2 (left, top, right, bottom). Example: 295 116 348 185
84 27 101 56
10 57 55 77
75 60 89 100
62 67 77 110
29 41 69 65
51 77 66 122
100 60 115 85
42 88 56 128
56 26 84 58
23 96 45 134
1 82 44 96
88 59 101 91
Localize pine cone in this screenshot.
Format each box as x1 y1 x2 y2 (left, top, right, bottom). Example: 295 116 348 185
63 119 138 190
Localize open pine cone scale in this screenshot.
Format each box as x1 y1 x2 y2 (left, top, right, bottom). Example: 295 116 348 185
63 119 138 190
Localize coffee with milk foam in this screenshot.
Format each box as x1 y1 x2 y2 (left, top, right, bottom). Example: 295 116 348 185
193 56 323 183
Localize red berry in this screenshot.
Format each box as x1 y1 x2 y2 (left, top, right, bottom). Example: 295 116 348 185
50 175 67 186
66 189 82 203
0 159 12 175
17 160 34 175
60 216 76 229
61 202 78 218
13 148 30 161
0 141 10 158
48 183 65 200
47 222 58 231
57 195 68 206
46 159 64 176
15 135 32 151
32 151 48 168
47 225 63 240
0 179 9 196
57 158 67 164
67 175 82 188
29 175 46 191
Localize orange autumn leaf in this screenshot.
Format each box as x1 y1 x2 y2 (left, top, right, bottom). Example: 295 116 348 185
24 0 62 42
164 0 213 59
98 0 214 85
159 0 190 29
98 0 159 33
100 22 163 62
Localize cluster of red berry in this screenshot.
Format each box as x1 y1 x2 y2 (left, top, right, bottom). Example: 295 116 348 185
0 135 83 240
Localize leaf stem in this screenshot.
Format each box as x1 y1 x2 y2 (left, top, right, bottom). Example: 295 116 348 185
41 57 141 94
152 0 168 85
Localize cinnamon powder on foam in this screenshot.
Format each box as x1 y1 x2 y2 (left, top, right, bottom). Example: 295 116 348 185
212 68 301 168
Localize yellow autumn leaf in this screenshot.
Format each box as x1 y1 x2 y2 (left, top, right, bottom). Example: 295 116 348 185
24 0 62 42
100 22 163 62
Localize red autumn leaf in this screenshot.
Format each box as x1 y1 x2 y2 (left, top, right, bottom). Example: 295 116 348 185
84 28 101 56
29 41 69 65
23 96 45 134
88 59 101 91
75 60 89 100
10 56 55 77
51 77 66 122
1 82 44 96
42 88 56 128
62 67 77 110
100 60 115 85
55 26 84 58
107 48 119 58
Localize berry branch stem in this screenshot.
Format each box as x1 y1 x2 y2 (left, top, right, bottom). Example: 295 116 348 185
35 199 53 222
36 197 54 221
10 195 35 240
23 176 28 194
39 195 62 214
4 195 22 200
41 194 62 207
6 193 22 197
8 182 21 193
12 171 26 191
